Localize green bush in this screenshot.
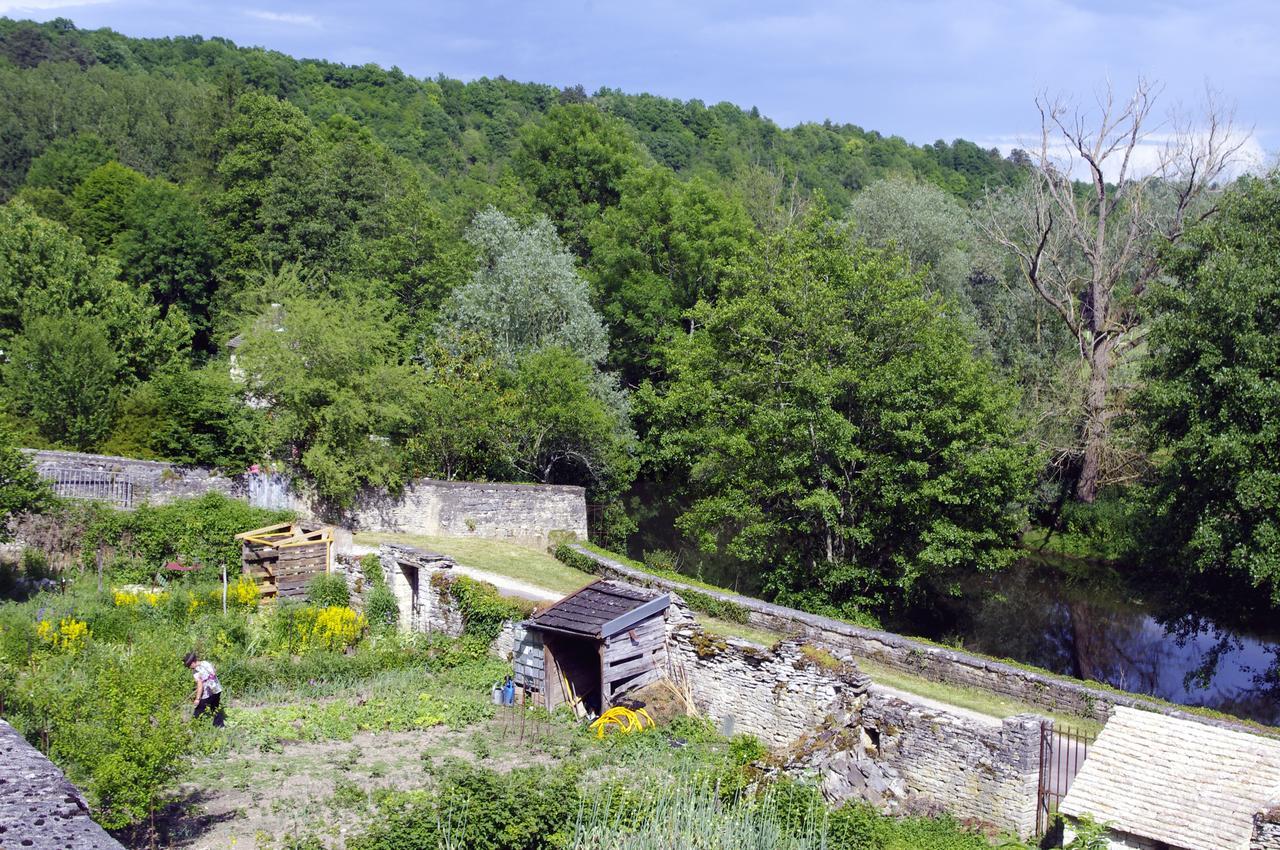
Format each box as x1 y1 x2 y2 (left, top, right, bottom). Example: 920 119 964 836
350 762 582 850
360 552 386 588
19 547 53 580
440 574 534 644
82 494 291 582
306 573 351 608
681 589 750 624
365 584 398 630
554 542 600 575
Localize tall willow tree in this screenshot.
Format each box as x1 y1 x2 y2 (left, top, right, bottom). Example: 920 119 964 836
642 210 1036 616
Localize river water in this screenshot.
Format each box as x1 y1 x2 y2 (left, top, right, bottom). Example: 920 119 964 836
907 557 1280 725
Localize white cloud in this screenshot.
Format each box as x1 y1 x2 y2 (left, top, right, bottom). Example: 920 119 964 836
0 0 113 13
244 9 320 27
979 129 1267 183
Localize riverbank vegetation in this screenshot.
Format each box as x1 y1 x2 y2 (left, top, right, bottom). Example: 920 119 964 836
1 18 1279 639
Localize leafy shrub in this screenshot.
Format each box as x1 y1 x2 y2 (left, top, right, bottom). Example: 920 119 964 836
365 584 398 630
83 494 291 583
554 543 600 575
20 547 53 580
681 589 750 624
303 605 366 652
439 574 533 643
350 762 581 850
307 573 351 608
36 616 91 653
360 552 386 588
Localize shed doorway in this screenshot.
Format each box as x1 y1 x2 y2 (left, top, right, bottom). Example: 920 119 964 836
543 632 602 716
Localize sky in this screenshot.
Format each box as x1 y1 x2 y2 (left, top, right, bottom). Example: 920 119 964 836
3 0 1277 162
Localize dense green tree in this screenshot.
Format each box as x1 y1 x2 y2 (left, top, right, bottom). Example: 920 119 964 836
0 426 53 541
3 314 119 450
22 133 113 196
67 160 145 251
505 347 636 494
234 294 426 505
514 104 642 255
641 211 1036 614
103 362 265 470
847 177 978 317
0 200 191 376
16 133 113 221
1136 174 1280 604
587 169 754 385
440 207 608 367
404 339 511 482
111 179 219 348
354 177 472 329
209 91 325 276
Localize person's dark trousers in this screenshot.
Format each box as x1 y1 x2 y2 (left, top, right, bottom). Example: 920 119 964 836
194 692 225 727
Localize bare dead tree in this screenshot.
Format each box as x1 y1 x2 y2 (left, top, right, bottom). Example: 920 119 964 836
981 79 1248 502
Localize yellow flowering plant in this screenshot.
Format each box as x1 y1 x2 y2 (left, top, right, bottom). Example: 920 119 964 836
300 606 366 652
36 617 91 653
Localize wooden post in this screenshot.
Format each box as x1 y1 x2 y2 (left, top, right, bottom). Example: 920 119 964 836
222 563 228 615
95 545 103 595
598 641 607 713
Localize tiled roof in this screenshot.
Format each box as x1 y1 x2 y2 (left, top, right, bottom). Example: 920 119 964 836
529 580 665 638
1061 706 1280 850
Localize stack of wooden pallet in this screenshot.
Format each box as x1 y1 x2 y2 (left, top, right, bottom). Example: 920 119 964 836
236 522 334 600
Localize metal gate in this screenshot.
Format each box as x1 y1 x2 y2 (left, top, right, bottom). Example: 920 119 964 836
47 469 135 508
1036 721 1094 835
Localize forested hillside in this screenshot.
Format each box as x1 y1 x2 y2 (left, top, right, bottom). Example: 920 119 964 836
2 17 1277 622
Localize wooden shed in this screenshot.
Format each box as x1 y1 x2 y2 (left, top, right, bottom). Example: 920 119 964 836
514 580 670 716
236 522 334 600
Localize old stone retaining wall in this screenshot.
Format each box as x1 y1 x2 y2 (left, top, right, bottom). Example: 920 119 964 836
667 624 870 748
335 479 586 549
19 449 587 550
860 692 1041 838
24 449 237 507
0 718 124 849
666 617 1042 838
569 544 1266 733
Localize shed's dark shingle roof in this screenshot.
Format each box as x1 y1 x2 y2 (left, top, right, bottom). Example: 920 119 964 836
529 580 666 638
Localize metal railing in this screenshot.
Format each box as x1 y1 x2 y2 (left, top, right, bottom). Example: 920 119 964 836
1037 721 1095 835
45 469 136 508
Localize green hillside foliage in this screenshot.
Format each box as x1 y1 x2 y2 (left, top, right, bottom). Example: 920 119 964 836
5 17 1275 624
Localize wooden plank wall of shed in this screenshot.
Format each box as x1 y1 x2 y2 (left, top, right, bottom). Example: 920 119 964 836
243 541 329 599
602 612 667 704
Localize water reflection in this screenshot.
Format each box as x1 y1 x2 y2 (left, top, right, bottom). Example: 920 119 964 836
920 559 1280 725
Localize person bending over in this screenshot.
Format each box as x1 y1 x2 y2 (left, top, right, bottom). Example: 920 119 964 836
184 651 225 727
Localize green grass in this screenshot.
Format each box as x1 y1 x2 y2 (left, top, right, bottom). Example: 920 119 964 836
698 616 787 647
857 658 1106 737
573 541 737 595
354 531 593 595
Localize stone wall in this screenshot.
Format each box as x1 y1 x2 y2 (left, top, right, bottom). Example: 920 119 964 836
0 718 124 849
20 448 585 550
377 544 464 636
570 545 1269 734
859 691 1042 838
336 479 586 550
1255 805 1280 850
666 617 1043 839
24 449 237 507
668 624 869 748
